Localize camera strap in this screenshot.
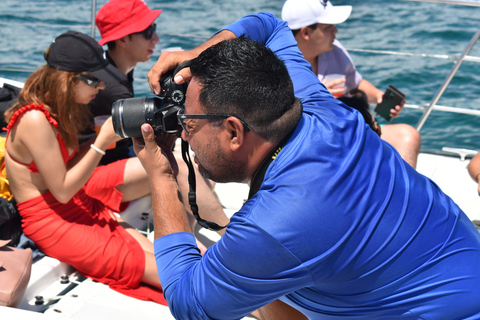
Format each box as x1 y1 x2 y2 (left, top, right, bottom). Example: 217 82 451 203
180 129 293 231
248 130 294 200
181 139 227 231
173 59 194 76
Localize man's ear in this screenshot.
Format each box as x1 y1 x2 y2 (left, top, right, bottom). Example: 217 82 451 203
299 26 311 40
225 117 246 152
116 36 129 48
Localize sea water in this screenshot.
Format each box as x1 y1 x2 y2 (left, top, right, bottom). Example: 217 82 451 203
0 0 479 153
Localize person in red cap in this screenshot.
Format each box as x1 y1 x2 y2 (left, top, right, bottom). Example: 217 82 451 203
91 0 231 252
89 0 161 165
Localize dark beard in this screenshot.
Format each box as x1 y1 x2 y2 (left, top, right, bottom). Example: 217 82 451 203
196 145 247 183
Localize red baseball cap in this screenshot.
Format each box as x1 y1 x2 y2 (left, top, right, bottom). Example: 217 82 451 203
96 0 162 46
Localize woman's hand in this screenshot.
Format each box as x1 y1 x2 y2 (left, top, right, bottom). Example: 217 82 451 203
95 116 122 150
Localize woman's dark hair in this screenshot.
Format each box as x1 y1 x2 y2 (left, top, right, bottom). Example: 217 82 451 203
189 36 302 141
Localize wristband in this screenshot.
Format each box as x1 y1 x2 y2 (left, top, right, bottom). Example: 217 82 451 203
90 144 106 155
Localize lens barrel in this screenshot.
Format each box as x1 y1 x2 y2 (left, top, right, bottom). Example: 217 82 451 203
112 96 158 138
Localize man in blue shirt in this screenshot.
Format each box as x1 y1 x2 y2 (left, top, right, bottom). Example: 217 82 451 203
135 12 480 319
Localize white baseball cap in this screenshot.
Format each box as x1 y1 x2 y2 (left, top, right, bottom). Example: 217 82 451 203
282 0 352 30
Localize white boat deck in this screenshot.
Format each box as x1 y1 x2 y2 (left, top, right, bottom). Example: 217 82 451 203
3 75 479 319
6 150 478 319
1 149 476 319
417 150 480 221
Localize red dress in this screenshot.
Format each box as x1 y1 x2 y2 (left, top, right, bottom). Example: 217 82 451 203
6 104 166 305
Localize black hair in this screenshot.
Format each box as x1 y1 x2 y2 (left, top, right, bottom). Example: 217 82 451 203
106 34 133 51
106 41 116 51
189 36 301 141
291 23 318 37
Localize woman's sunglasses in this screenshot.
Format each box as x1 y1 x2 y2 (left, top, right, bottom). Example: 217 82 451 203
76 74 101 88
135 23 157 40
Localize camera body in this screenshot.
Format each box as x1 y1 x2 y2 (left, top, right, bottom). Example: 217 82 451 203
112 71 188 138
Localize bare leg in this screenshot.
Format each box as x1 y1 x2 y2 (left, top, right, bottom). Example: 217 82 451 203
119 219 161 289
142 251 162 289
257 300 308 320
174 150 230 236
380 124 421 169
116 157 151 202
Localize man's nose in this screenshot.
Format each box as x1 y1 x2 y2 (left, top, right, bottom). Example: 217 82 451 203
152 31 160 44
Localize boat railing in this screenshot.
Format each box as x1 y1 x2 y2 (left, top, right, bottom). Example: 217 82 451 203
414 25 480 131
1 0 480 135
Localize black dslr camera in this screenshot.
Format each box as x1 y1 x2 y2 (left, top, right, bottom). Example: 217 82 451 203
111 70 188 138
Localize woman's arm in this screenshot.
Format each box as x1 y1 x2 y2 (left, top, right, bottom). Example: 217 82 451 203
17 110 118 203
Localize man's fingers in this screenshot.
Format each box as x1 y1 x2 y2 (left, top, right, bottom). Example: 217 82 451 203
330 88 345 95
330 78 345 86
174 68 193 84
147 65 162 95
141 123 157 148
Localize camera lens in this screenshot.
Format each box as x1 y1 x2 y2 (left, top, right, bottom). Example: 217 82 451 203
112 97 156 138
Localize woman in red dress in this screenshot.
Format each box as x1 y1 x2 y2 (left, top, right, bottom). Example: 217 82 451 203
3 31 166 304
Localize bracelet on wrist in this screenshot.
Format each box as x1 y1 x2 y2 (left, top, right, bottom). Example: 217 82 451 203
90 144 106 155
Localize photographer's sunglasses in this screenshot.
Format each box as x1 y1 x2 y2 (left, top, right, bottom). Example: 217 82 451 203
76 74 101 88
177 108 251 134
135 23 157 40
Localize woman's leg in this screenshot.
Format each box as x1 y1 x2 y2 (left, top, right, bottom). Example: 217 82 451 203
119 220 162 289
116 157 151 202
142 251 162 289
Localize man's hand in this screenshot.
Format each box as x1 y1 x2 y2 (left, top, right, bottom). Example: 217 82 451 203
358 79 406 119
147 50 196 95
132 124 178 180
375 91 405 119
321 77 346 97
133 125 192 238
147 30 237 95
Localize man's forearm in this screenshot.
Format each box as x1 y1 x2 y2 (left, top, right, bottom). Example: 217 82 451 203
151 175 192 239
192 30 237 57
357 79 383 104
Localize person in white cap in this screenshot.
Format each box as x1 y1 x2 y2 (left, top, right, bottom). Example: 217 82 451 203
282 0 421 169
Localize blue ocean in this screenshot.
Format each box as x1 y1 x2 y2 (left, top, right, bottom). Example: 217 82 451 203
1 0 479 153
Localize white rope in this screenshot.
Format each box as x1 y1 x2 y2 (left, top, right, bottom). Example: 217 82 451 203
346 47 480 63
405 0 480 7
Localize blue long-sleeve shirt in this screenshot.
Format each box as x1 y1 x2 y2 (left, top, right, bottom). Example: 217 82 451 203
155 13 480 319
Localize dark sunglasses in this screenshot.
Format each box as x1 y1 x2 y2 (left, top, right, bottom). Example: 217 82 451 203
177 108 251 134
76 74 101 88
135 23 157 40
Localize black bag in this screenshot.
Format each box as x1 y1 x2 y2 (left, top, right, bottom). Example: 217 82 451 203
0 198 22 247
0 83 21 129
